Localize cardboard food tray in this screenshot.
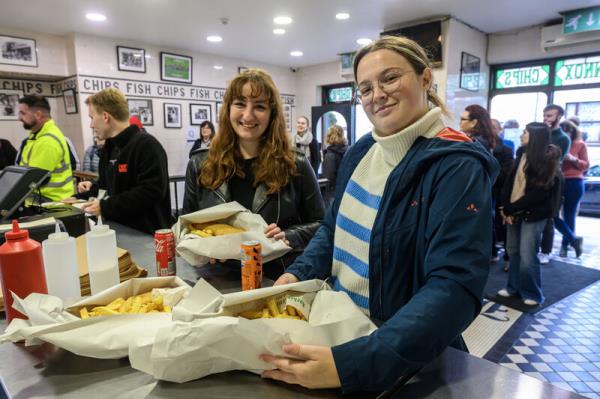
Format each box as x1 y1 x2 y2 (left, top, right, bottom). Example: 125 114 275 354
1 277 191 359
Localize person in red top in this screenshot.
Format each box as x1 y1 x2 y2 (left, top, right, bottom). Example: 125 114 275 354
555 120 589 258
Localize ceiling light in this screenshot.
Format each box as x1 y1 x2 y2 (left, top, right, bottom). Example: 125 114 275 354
207 35 223 42
290 50 303 57
273 28 286 35
213 65 223 70
274 16 292 25
356 38 373 45
336 13 350 20
86 12 106 22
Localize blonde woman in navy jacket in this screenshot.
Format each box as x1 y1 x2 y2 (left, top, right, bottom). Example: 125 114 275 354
260 36 499 393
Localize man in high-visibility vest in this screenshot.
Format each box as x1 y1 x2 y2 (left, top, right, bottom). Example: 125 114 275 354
18 95 75 202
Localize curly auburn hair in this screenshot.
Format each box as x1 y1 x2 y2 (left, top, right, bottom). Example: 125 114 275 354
199 68 296 194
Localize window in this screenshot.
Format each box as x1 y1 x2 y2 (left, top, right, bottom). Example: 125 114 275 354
322 83 353 104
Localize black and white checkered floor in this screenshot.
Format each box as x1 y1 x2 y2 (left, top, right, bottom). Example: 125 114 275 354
472 216 600 398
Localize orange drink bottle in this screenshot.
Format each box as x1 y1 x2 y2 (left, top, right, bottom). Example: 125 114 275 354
241 240 262 290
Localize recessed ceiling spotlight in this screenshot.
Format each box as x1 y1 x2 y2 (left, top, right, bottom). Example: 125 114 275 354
274 16 292 25
86 12 106 22
356 38 373 45
273 28 286 35
207 35 223 42
336 13 350 20
213 65 223 70
290 50 303 57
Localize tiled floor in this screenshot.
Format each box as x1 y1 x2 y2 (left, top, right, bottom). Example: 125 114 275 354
494 216 600 398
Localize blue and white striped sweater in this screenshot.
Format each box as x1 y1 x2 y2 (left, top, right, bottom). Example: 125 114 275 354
330 108 445 315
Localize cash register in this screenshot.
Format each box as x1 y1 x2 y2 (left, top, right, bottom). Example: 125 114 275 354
0 166 87 244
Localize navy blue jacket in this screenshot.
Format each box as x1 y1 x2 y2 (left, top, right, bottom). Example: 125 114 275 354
286 130 499 393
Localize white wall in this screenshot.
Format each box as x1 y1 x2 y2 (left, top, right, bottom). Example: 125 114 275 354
71 33 298 176
488 25 600 65
443 18 489 129
295 61 351 124
0 27 70 77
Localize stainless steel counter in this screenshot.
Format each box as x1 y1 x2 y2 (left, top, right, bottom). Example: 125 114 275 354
0 223 587 398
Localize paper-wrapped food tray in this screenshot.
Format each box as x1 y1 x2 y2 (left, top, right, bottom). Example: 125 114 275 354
129 279 378 383
0 277 191 359
174 202 291 266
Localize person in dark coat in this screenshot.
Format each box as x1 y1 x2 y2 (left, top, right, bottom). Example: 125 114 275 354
261 35 498 394
321 124 347 203
183 69 325 278
77 88 172 234
189 120 215 157
499 122 562 306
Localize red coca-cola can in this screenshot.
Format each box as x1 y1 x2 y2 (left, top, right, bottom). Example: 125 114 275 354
155 229 176 277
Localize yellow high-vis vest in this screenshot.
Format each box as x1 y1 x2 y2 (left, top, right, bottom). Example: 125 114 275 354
19 119 75 201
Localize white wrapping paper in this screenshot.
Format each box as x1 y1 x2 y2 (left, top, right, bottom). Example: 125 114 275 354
173 201 291 266
129 279 377 383
0 277 191 359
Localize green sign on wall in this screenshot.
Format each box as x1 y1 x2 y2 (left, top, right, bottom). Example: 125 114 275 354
495 65 550 89
563 7 600 35
555 57 600 86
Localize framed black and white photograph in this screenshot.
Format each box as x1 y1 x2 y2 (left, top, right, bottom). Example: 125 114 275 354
216 102 223 121
238 66 249 74
160 52 192 84
0 35 37 67
0 89 22 120
460 52 481 92
189 103 211 125
164 103 182 128
117 46 146 73
127 98 153 126
62 89 78 114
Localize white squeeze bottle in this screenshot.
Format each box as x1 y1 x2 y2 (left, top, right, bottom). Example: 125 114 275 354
86 217 120 295
42 223 81 302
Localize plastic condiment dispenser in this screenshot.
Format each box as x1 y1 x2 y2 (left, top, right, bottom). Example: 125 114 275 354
42 223 81 302
85 217 120 295
0 220 48 323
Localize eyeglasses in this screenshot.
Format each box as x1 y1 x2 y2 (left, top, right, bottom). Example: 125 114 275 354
353 69 415 105
460 117 472 122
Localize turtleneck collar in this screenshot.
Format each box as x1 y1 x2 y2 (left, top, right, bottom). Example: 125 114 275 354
372 107 445 166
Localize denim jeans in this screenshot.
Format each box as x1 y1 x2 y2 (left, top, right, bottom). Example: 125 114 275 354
554 178 584 248
506 218 547 303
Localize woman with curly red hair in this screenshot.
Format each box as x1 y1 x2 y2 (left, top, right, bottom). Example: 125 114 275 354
183 68 325 278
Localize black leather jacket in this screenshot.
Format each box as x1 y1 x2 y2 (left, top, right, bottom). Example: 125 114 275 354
183 149 325 261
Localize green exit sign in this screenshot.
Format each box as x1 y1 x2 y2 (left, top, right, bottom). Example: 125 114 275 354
563 7 600 34
495 65 550 89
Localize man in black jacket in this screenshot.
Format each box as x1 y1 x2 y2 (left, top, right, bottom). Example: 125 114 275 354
77 88 172 234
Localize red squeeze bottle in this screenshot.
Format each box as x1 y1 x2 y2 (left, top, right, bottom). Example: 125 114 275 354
0 220 48 323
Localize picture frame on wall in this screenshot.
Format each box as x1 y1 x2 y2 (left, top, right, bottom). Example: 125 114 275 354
0 89 22 120
62 89 78 114
160 52 192 84
0 35 37 67
117 46 146 73
238 66 249 74
164 103 182 128
127 98 154 126
459 52 481 92
189 103 211 125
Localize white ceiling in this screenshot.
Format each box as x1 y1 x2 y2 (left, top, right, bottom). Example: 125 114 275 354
0 0 598 67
